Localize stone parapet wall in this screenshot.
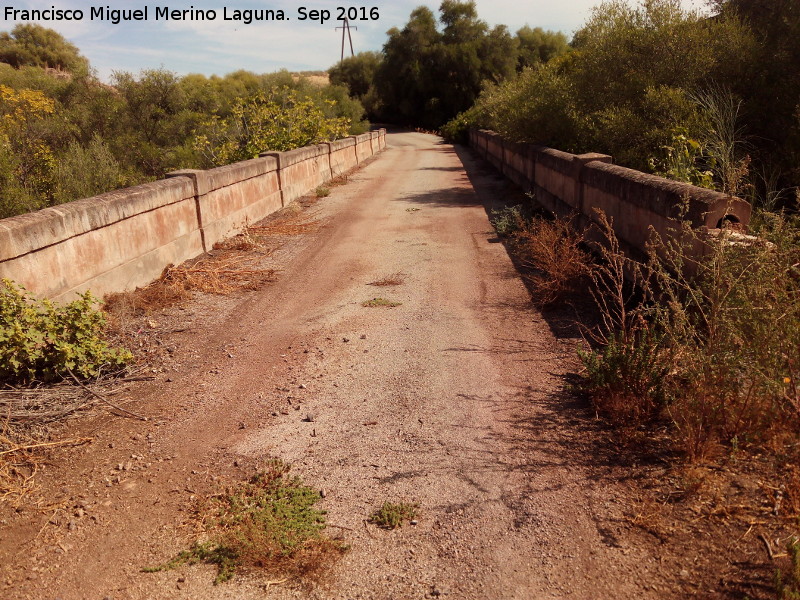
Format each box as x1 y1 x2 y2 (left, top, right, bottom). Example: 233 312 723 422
469 128 751 256
0 129 386 301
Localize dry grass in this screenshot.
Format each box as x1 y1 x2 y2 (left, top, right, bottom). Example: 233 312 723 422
0 429 91 507
0 370 151 427
328 174 350 187
105 237 278 320
361 298 402 308
368 272 406 287
249 211 321 237
512 215 593 307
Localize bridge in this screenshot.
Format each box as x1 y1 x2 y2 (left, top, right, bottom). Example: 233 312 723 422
0 131 750 598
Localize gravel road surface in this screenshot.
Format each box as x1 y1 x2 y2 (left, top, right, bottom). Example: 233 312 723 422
0 132 673 599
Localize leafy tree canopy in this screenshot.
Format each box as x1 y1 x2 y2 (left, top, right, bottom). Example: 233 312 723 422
0 24 89 75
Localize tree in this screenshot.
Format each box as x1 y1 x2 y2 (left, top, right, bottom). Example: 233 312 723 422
376 1 517 128
193 88 351 167
0 24 88 75
376 6 440 126
329 52 381 99
515 26 569 70
711 0 800 187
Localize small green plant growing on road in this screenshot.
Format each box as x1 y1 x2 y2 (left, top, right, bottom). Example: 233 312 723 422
490 205 524 237
776 537 800 600
361 298 402 308
314 186 330 198
0 279 132 384
369 501 418 529
143 460 345 584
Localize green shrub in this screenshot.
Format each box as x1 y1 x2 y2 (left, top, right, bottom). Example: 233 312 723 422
489 205 524 237
144 460 345 584
0 279 132 384
578 327 670 424
369 501 418 529
776 537 800 600
193 87 351 167
53 135 126 204
440 106 480 144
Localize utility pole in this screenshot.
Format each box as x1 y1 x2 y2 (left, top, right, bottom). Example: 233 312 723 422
335 17 357 62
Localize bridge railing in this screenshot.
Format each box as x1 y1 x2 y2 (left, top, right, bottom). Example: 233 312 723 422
469 128 752 261
0 129 386 301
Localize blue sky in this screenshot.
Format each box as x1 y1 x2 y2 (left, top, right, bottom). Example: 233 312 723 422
3 0 708 80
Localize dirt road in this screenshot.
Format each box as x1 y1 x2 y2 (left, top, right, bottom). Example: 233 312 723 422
1 133 676 599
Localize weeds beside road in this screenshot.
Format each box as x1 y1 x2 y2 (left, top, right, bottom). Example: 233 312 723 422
492 199 800 598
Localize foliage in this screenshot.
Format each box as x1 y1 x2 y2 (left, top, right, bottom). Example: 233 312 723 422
54 135 126 204
440 104 482 144
375 1 518 128
459 61 584 152
0 25 369 219
713 0 800 189
578 327 670 424
0 84 56 216
194 88 351 166
0 279 132 384
328 52 382 119
489 205 525 237
454 0 757 174
369 501 418 529
579 210 800 460
0 24 88 74
515 26 570 70
776 537 800 600
648 130 715 189
144 460 345 584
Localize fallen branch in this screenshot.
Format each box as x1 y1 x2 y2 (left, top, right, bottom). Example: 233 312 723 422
0 437 93 456
66 369 148 421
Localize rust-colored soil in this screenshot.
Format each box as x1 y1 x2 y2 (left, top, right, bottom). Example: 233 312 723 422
0 133 787 599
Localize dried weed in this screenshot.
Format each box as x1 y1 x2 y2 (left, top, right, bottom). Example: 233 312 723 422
368 273 406 287
511 215 593 307
249 211 321 237
361 298 402 308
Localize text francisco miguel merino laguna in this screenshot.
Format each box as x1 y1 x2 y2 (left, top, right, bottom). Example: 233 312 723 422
2 5 318 24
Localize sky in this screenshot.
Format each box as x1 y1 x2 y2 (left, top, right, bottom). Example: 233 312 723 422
2 0 709 81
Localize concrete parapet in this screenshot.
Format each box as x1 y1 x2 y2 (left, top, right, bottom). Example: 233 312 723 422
354 133 373 163
0 178 202 300
0 129 387 300
470 129 751 257
327 137 358 176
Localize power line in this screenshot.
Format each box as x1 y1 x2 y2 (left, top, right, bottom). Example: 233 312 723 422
335 17 357 61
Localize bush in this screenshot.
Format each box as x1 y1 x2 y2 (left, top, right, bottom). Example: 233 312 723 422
144 460 345 584
54 135 126 204
580 209 800 460
193 87 351 167
489 205 524 237
369 501 418 529
0 279 132 384
578 327 670 424
510 213 593 307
